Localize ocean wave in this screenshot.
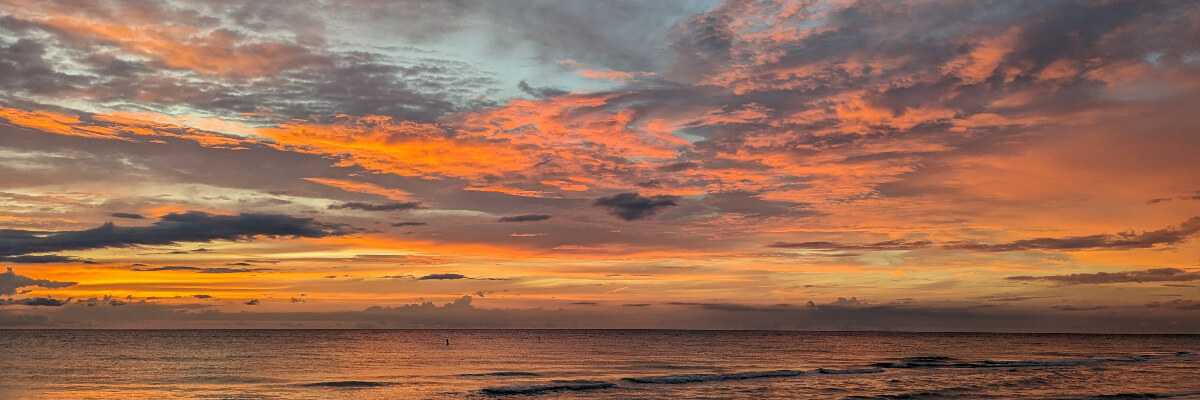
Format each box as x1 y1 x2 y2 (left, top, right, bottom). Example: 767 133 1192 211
300 380 391 388
480 380 615 396
1056 390 1200 399
625 363 715 370
622 369 807 384
844 389 968 400
870 353 1183 370
460 371 541 377
870 356 959 369
817 367 886 375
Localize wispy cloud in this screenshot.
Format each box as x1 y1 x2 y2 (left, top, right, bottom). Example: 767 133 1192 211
1007 268 1200 285
328 202 422 212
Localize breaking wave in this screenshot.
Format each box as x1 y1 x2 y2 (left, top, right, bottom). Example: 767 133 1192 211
481 380 615 395
460 371 542 377
623 369 808 384
300 380 390 388
870 353 1189 370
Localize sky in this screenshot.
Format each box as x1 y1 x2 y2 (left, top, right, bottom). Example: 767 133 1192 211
1 0 1199 332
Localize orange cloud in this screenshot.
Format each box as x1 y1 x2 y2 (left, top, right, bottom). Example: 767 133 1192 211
0 108 121 140
0 107 255 148
260 115 534 180
37 14 324 77
302 177 412 201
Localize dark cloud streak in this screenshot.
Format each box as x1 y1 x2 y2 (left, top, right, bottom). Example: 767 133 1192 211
1007 268 1200 285
0 267 76 295
497 214 551 223
593 192 679 221
0 211 349 257
329 202 421 212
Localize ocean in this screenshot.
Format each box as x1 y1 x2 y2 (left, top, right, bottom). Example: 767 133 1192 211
0 330 1197 399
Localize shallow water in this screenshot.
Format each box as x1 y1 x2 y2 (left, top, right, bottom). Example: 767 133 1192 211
1 330 1197 399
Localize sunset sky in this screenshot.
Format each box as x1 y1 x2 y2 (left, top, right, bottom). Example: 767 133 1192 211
1 0 1199 331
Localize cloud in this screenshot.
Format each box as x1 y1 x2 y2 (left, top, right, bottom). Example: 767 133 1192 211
666 302 796 312
771 217 1200 254
0 267 76 295
328 202 422 212
769 240 932 251
408 273 508 281
0 3 498 122
131 266 274 274
1052 305 1109 312
0 255 80 264
391 222 427 227
949 217 1200 252
497 214 551 223
303 177 412 201
0 38 87 96
1 297 70 307
417 273 466 280
1145 299 1200 310
1151 191 1200 204
517 80 568 99
0 211 350 257
1007 268 1200 285
109 212 144 219
3 296 1200 332
593 192 679 221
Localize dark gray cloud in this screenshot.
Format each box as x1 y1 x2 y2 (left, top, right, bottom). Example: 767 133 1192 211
109 213 144 219
656 161 698 172
517 80 568 99
0 211 350 257
1150 191 1200 204
1145 299 1200 311
948 217 1200 252
1 297 70 307
1007 268 1200 285
1052 305 1109 312
593 192 679 221
391 221 427 227
772 217 1200 254
667 302 796 312
0 267 77 295
131 266 274 274
329 202 422 212
497 214 551 223
980 295 1057 303
0 37 87 96
0 255 81 264
417 273 466 280
769 239 932 251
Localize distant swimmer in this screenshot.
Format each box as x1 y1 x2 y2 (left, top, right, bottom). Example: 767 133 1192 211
445 337 450 346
